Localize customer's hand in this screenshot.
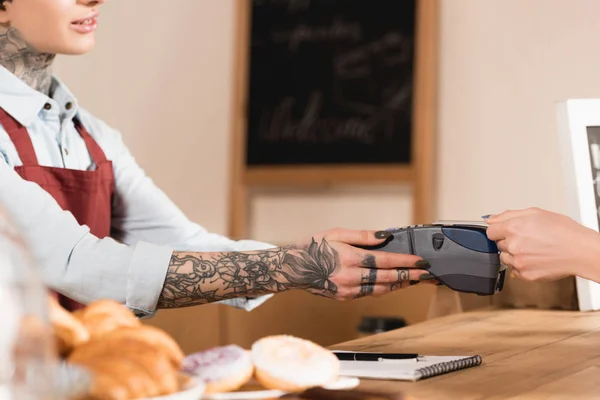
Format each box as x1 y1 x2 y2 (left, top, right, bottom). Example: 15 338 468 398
285 228 434 301
485 208 600 282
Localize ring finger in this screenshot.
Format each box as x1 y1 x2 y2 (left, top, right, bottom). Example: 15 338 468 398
358 267 429 285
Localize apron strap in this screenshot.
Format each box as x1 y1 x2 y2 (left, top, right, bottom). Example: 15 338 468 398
0 108 40 166
74 118 108 164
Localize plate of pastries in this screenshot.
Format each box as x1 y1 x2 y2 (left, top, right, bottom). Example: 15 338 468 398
48 297 359 400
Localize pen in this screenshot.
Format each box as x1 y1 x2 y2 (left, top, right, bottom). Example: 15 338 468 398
333 351 418 361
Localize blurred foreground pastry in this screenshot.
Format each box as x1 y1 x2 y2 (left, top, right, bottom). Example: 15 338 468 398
68 336 179 394
251 335 340 392
47 298 187 399
73 299 141 340
48 296 90 356
101 325 184 367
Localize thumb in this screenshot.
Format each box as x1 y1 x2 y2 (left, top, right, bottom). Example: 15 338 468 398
485 208 537 224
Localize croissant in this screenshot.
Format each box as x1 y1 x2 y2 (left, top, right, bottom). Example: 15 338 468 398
51 298 185 399
101 325 184 368
73 301 141 340
73 300 138 322
69 337 178 396
82 373 130 400
76 357 160 400
47 296 90 356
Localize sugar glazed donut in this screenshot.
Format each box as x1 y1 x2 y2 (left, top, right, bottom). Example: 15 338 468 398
250 335 339 392
182 344 254 394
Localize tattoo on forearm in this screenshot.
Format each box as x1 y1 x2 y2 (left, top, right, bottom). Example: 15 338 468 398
0 27 55 94
157 238 341 308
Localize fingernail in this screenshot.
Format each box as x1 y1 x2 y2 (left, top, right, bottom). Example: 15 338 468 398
419 273 436 281
409 280 420 285
481 214 491 220
415 260 431 269
375 231 392 239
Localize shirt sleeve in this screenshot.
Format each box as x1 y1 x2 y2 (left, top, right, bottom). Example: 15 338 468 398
0 158 174 317
85 114 275 311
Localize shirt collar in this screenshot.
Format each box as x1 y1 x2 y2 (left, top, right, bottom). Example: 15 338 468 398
0 66 79 127
50 75 79 116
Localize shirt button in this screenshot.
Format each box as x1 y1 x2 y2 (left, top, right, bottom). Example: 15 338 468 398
65 102 73 110
44 103 52 110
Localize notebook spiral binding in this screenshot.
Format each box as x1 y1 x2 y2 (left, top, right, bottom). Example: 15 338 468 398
415 355 483 380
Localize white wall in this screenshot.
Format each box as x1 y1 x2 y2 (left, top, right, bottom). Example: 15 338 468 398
437 0 600 220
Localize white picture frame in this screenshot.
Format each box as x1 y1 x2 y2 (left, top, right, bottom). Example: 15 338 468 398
556 99 600 311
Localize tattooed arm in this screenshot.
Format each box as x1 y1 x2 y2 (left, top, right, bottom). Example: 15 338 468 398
157 229 433 308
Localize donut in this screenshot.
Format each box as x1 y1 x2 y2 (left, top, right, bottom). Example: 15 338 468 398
251 335 339 392
182 344 254 394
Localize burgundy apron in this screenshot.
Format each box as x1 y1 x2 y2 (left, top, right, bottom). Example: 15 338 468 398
0 107 114 311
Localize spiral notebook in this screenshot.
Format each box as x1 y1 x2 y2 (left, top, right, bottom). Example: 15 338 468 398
336 354 483 381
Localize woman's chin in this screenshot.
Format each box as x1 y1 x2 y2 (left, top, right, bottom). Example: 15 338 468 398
52 40 97 56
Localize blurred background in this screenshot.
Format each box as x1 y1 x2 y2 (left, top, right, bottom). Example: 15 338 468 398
53 0 600 353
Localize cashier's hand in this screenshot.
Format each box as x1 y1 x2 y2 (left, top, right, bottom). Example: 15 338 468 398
485 208 600 282
289 228 434 301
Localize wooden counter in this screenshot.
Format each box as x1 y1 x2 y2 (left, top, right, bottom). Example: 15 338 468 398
331 309 600 399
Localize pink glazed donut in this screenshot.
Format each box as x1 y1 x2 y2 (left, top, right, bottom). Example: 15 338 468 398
182 345 254 394
250 335 339 392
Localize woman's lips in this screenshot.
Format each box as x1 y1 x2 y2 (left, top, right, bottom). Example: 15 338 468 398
70 13 99 34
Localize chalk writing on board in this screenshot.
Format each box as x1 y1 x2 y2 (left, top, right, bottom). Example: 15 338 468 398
332 32 413 129
272 18 362 52
334 33 411 79
259 91 380 144
246 0 416 165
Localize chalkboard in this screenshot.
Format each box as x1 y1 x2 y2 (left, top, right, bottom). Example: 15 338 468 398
246 0 417 166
